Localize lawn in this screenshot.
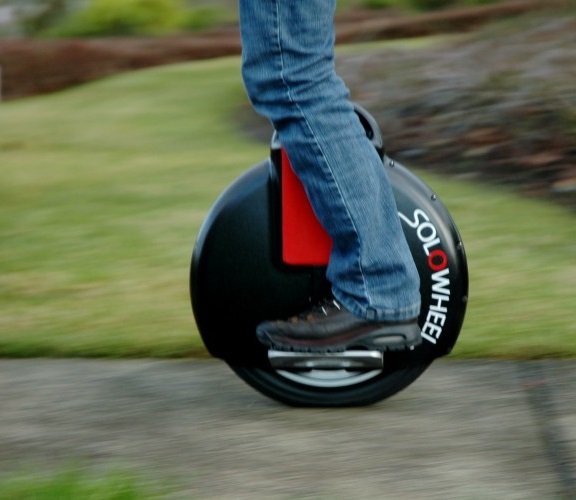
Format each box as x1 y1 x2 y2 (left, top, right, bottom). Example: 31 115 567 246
1 54 574 359
0 467 165 500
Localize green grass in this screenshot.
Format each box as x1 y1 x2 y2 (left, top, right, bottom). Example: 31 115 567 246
0 467 165 499
0 57 256 358
1 54 574 359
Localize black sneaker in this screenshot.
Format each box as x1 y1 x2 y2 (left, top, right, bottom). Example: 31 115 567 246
256 299 421 353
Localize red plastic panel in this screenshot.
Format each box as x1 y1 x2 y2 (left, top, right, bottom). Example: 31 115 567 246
281 148 332 265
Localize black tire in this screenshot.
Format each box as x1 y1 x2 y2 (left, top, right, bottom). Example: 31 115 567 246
229 360 432 407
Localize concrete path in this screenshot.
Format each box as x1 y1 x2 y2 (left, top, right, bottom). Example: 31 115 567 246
0 359 574 499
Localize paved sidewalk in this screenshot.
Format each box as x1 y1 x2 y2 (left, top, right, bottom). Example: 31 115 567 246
0 359 574 499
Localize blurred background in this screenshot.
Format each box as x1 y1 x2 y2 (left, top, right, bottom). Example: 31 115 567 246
1 0 574 357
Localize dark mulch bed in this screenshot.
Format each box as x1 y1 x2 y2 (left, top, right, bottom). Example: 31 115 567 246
339 11 576 210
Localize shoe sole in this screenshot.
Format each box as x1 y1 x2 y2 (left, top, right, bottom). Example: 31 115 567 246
257 323 422 354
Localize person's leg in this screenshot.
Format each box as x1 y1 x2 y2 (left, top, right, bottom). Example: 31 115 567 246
239 0 421 349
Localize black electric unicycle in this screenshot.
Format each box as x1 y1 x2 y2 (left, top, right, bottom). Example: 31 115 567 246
191 105 468 407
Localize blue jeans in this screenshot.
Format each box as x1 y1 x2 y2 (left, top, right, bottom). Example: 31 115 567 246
239 0 421 322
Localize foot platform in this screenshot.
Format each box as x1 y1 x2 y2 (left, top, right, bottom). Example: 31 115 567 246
268 349 384 370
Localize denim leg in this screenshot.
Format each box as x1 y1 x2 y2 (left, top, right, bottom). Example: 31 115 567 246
239 0 421 321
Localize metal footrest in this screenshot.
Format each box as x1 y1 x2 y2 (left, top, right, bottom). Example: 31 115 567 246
268 349 384 370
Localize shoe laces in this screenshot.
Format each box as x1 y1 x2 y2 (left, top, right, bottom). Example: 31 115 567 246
294 299 342 322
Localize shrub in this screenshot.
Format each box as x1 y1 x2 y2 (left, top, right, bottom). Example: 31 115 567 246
182 7 221 32
48 0 188 37
19 0 69 36
363 0 400 9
